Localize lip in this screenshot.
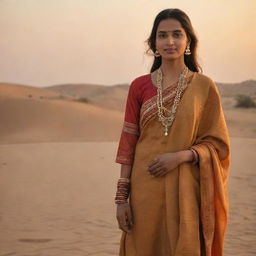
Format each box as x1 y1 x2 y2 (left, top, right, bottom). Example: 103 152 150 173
164 48 176 53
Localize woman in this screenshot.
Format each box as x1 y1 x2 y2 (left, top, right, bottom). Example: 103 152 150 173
114 8 230 256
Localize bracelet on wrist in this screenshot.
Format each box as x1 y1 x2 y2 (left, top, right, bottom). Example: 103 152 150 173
188 148 198 165
115 178 130 204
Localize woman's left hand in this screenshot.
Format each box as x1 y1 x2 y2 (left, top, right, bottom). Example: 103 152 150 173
147 152 182 177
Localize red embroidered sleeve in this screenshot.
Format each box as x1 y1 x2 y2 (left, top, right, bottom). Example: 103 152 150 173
115 79 141 165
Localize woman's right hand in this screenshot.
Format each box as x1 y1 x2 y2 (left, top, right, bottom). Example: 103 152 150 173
116 202 133 233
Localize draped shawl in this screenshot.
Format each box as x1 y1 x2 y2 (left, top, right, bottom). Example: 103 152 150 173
115 72 230 256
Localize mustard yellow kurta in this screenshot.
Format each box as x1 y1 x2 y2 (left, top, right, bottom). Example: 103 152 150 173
117 72 230 256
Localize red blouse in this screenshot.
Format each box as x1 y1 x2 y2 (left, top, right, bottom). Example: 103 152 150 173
115 74 157 165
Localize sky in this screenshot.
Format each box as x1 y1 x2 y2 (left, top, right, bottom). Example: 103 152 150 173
0 0 255 87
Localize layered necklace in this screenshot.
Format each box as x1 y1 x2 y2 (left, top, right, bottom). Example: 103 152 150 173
156 65 189 136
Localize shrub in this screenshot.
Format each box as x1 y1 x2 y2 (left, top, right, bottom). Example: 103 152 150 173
75 97 89 103
234 94 256 108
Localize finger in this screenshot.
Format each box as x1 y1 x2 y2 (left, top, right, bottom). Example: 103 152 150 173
148 157 159 167
148 164 161 176
121 215 131 233
152 168 164 176
153 167 168 176
122 223 131 233
154 168 167 177
126 207 133 226
118 219 127 233
125 213 133 231
148 162 161 171
150 165 164 175
117 215 126 228
118 223 127 233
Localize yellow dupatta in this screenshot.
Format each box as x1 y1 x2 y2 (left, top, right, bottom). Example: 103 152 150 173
190 78 231 256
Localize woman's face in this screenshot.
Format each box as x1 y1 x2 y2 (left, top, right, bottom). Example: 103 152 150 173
155 18 189 60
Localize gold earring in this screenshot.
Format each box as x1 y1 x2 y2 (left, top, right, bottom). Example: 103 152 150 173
154 50 161 57
185 44 191 55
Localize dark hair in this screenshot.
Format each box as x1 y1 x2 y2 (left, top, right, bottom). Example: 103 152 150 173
145 8 202 73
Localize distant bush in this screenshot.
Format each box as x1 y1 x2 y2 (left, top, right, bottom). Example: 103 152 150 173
234 94 256 108
75 97 89 103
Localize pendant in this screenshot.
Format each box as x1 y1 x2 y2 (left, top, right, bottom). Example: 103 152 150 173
164 125 168 136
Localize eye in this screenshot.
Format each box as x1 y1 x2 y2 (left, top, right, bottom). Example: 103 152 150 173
173 33 181 38
158 33 166 38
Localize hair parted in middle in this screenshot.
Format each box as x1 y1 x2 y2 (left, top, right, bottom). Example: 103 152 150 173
145 8 202 74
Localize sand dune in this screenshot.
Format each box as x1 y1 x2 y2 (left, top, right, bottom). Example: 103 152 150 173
0 82 73 100
217 79 256 98
1 82 256 144
46 83 129 112
0 139 255 255
0 83 124 144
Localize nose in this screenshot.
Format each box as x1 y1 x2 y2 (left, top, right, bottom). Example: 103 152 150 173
167 36 174 45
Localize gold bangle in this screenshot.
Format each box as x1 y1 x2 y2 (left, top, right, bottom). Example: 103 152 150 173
188 148 198 164
118 177 130 182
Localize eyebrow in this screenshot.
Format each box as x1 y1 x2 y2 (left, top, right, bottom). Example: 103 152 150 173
158 30 182 33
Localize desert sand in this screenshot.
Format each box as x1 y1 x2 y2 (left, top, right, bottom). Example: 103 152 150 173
0 81 255 255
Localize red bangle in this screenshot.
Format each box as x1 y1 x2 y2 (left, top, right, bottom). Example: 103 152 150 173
115 178 130 204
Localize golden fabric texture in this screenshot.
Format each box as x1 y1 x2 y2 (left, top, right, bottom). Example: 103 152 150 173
118 72 230 256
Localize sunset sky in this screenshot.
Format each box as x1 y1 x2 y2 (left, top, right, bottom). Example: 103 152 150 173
0 0 255 87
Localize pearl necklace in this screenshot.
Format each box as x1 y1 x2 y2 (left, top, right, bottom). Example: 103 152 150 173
156 66 189 136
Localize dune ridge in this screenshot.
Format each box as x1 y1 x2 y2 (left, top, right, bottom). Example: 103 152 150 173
0 83 123 144
1 80 256 144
